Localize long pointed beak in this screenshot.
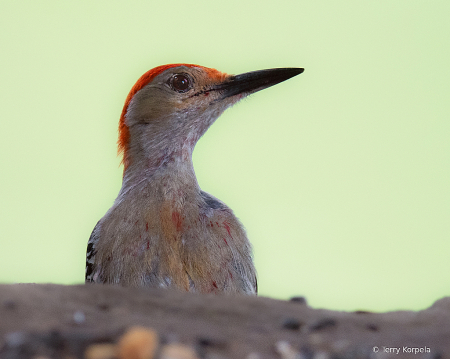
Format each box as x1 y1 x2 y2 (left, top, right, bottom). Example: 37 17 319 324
215 67 304 99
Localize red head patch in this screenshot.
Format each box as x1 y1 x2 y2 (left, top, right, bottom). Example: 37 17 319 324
118 64 226 172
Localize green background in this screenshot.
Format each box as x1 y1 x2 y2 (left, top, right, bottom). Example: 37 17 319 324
1 1 449 312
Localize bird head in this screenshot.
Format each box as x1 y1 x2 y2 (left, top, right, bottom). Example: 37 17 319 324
118 64 303 174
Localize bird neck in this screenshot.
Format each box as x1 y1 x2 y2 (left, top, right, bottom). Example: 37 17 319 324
118 139 199 200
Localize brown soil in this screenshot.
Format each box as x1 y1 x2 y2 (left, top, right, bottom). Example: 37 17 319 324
0 284 448 359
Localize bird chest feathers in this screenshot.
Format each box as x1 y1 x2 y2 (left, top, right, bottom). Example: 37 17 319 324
89 177 256 294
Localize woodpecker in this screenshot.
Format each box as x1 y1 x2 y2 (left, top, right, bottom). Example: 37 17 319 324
85 64 303 294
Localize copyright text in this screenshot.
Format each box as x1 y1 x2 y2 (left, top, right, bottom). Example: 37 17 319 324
372 346 430 355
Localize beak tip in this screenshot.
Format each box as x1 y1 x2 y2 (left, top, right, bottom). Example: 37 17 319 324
291 67 305 76
218 66 305 100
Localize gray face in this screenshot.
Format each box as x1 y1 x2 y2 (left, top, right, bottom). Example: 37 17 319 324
122 65 303 170
123 66 234 169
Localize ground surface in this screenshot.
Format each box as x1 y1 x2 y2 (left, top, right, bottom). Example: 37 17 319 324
0 284 448 359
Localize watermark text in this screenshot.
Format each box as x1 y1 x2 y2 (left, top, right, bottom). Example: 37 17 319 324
372 346 430 355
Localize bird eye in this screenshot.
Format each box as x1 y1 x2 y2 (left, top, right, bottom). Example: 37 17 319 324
170 74 192 93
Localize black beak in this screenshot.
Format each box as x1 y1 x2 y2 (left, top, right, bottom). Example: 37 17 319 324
215 67 304 99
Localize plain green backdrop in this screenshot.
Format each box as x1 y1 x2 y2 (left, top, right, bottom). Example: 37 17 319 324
1 1 449 312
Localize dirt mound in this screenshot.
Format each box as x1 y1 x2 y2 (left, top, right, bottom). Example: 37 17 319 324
0 284 447 358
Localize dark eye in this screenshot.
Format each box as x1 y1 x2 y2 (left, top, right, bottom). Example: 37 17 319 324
170 74 192 93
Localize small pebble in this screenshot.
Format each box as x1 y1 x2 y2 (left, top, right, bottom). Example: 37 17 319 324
73 310 86 324
353 310 372 314
196 336 226 348
160 343 200 359
365 323 378 331
274 341 300 359
84 343 117 359
282 318 302 330
289 296 307 305
117 326 159 359
5 332 26 347
97 303 110 311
